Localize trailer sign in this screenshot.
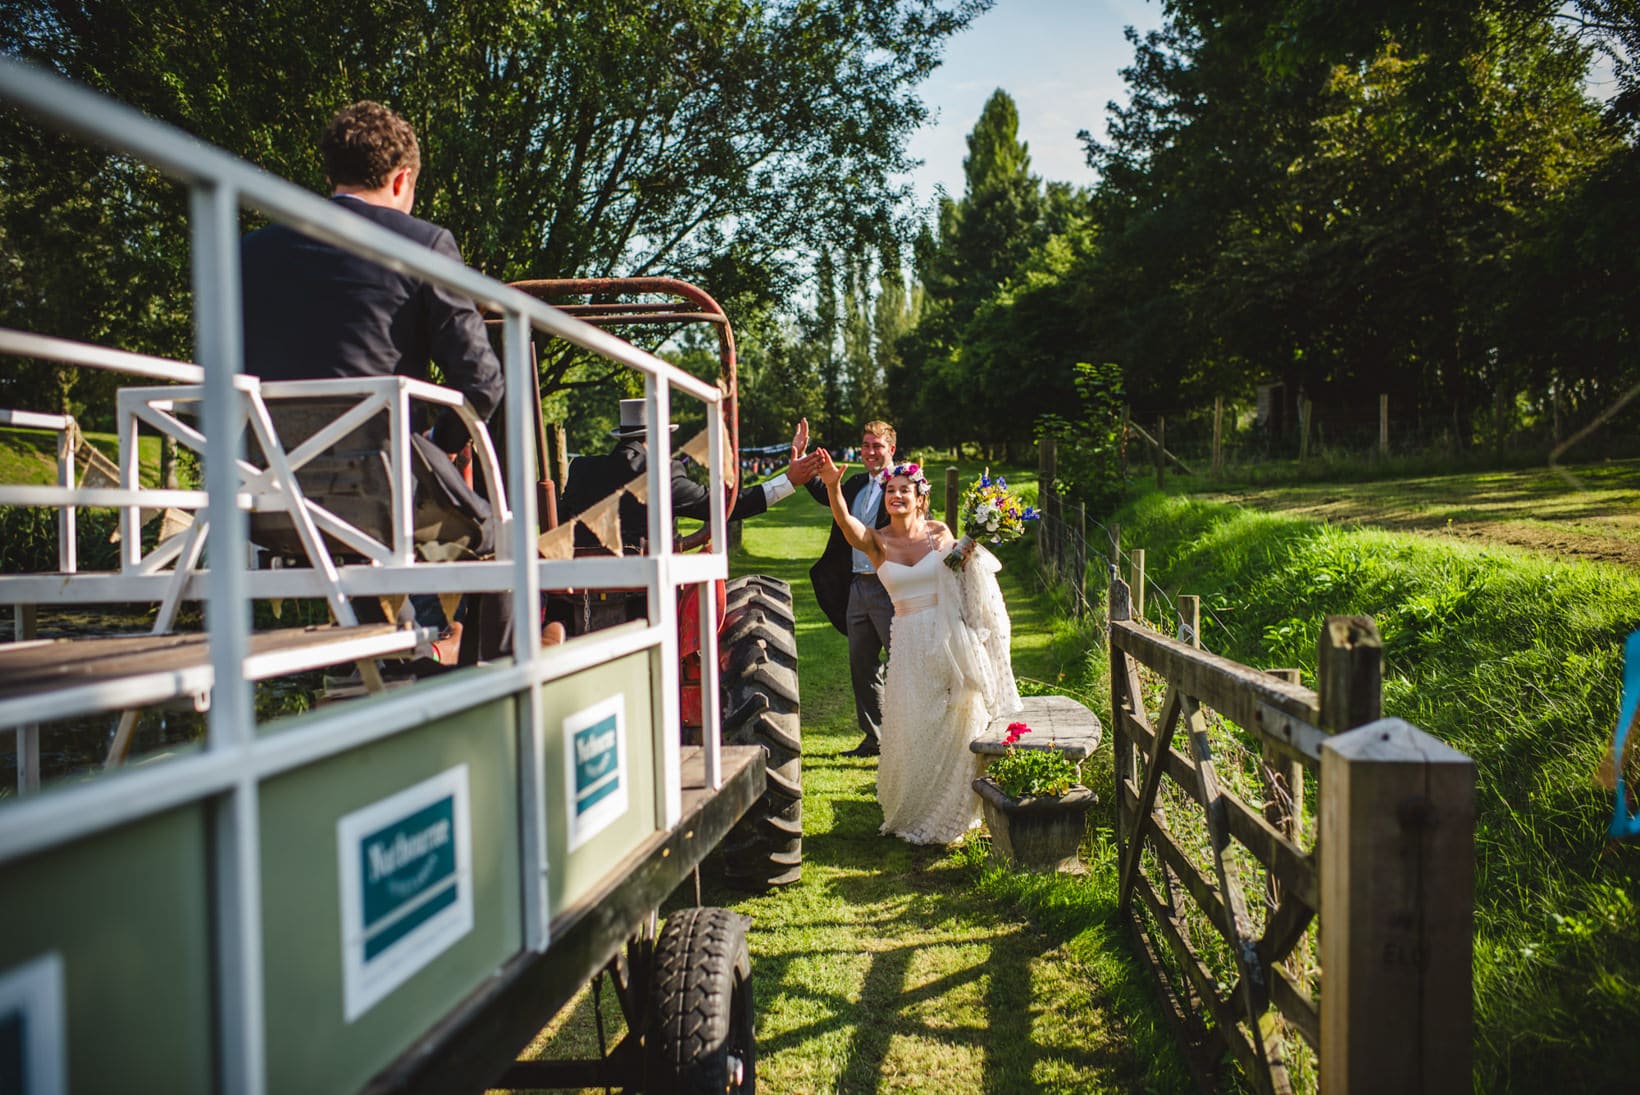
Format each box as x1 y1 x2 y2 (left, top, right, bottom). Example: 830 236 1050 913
0 953 65 1095
564 695 629 849
338 766 474 1021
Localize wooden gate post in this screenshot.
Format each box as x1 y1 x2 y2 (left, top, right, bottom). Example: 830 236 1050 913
945 465 960 530
1318 616 1382 732
1319 717 1475 1094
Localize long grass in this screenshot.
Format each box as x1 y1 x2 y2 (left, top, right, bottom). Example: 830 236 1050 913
1113 489 1640 1091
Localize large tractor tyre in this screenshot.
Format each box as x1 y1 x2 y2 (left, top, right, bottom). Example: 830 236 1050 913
647 907 756 1094
718 575 802 888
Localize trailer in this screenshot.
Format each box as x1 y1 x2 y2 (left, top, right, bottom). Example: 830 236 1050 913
0 57 770 1093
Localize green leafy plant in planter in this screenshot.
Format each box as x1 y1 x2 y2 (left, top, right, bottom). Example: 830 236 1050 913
975 722 1095 872
987 724 1079 798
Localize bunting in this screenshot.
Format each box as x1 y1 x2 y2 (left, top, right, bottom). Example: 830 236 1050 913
534 427 726 559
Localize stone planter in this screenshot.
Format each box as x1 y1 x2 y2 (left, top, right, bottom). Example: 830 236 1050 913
972 776 1096 873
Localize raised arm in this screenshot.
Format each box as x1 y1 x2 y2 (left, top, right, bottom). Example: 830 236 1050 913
817 450 883 568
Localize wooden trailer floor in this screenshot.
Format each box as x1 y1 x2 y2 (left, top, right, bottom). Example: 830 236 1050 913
0 623 420 727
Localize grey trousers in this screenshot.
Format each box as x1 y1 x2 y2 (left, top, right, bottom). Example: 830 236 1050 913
846 572 895 741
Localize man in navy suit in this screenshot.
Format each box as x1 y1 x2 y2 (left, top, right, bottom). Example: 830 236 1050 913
241 99 504 449
805 420 896 757
241 100 507 661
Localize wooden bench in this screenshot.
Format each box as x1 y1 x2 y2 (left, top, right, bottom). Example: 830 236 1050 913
970 693 1103 761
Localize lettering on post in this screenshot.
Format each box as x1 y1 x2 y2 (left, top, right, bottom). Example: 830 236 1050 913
563 695 628 850
337 765 474 1021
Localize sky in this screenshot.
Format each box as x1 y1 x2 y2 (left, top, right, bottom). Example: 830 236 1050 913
902 0 1166 209
903 1 1623 211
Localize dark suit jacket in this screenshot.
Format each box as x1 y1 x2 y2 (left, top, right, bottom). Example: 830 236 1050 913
805 473 888 634
240 194 504 452
560 438 773 553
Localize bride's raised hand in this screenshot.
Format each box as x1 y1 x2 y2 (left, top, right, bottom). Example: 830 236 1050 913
817 448 847 489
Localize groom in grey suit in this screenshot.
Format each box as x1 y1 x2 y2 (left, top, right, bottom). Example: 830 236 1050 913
805 420 897 757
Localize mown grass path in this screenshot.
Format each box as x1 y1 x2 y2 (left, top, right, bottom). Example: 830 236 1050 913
517 465 1167 1094
712 475 1151 1094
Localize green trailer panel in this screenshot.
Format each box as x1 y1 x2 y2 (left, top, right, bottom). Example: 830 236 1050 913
540 645 660 922
259 694 522 1095
0 805 215 1092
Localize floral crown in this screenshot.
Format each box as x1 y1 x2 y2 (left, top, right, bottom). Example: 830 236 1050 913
877 461 931 495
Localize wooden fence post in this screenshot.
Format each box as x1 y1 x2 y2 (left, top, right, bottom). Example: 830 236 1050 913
1119 406 1130 478
1108 575 1133 860
1177 594 1199 647
1155 416 1166 489
1320 717 1475 1094
945 466 959 531
1076 502 1088 619
1131 548 1146 622
1298 397 1312 462
1378 394 1389 461
1212 396 1224 479
1108 520 1120 571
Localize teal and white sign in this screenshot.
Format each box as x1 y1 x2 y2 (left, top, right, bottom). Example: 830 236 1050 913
563 695 628 850
337 765 473 1021
0 953 65 1095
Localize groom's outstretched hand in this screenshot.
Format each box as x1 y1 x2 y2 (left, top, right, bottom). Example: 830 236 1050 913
787 451 822 485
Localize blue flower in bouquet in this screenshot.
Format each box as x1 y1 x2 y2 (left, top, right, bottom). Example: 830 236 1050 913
947 468 1039 568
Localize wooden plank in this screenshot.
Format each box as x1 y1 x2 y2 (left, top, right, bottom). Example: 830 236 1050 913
1118 687 1182 914
1189 698 1292 1095
1270 966 1319 1051
1132 871 1261 1082
1121 708 1320 914
1128 915 1222 1095
1111 621 1324 755
0 624 412 697
1121 776 1233 934
1255 892 1316 970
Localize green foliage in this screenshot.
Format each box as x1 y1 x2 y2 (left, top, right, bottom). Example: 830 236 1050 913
1036 361 1126 519
986 744 1078 799
1 0 986 434
895 89 1096 450
1116 487 1640 1088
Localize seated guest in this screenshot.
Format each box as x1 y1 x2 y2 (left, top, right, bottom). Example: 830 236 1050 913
241 100 508 661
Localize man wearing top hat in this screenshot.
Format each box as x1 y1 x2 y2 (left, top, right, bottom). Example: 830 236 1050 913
559 399 819 555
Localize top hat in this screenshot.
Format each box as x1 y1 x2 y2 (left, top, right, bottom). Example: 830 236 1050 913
610 398 680 438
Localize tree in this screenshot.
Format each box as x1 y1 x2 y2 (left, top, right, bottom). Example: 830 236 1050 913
897 88 1058 450
0 0 989 419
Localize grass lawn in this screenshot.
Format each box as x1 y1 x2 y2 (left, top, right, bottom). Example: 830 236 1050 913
515 461 1186 1093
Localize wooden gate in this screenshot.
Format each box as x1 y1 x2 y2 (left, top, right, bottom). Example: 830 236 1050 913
1108 577 1475 1094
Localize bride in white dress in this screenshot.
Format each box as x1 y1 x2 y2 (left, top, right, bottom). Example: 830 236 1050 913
816 451 1021 844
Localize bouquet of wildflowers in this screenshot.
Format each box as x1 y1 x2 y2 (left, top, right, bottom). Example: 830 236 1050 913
946 468 1039 569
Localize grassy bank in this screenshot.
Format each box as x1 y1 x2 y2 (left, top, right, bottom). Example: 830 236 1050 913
1113 489 1640 1090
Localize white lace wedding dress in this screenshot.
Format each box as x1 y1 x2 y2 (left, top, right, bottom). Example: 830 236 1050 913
875 544 1022 844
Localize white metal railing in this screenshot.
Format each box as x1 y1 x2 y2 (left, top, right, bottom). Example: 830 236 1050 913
0 405 81 574
0 57 731 1095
